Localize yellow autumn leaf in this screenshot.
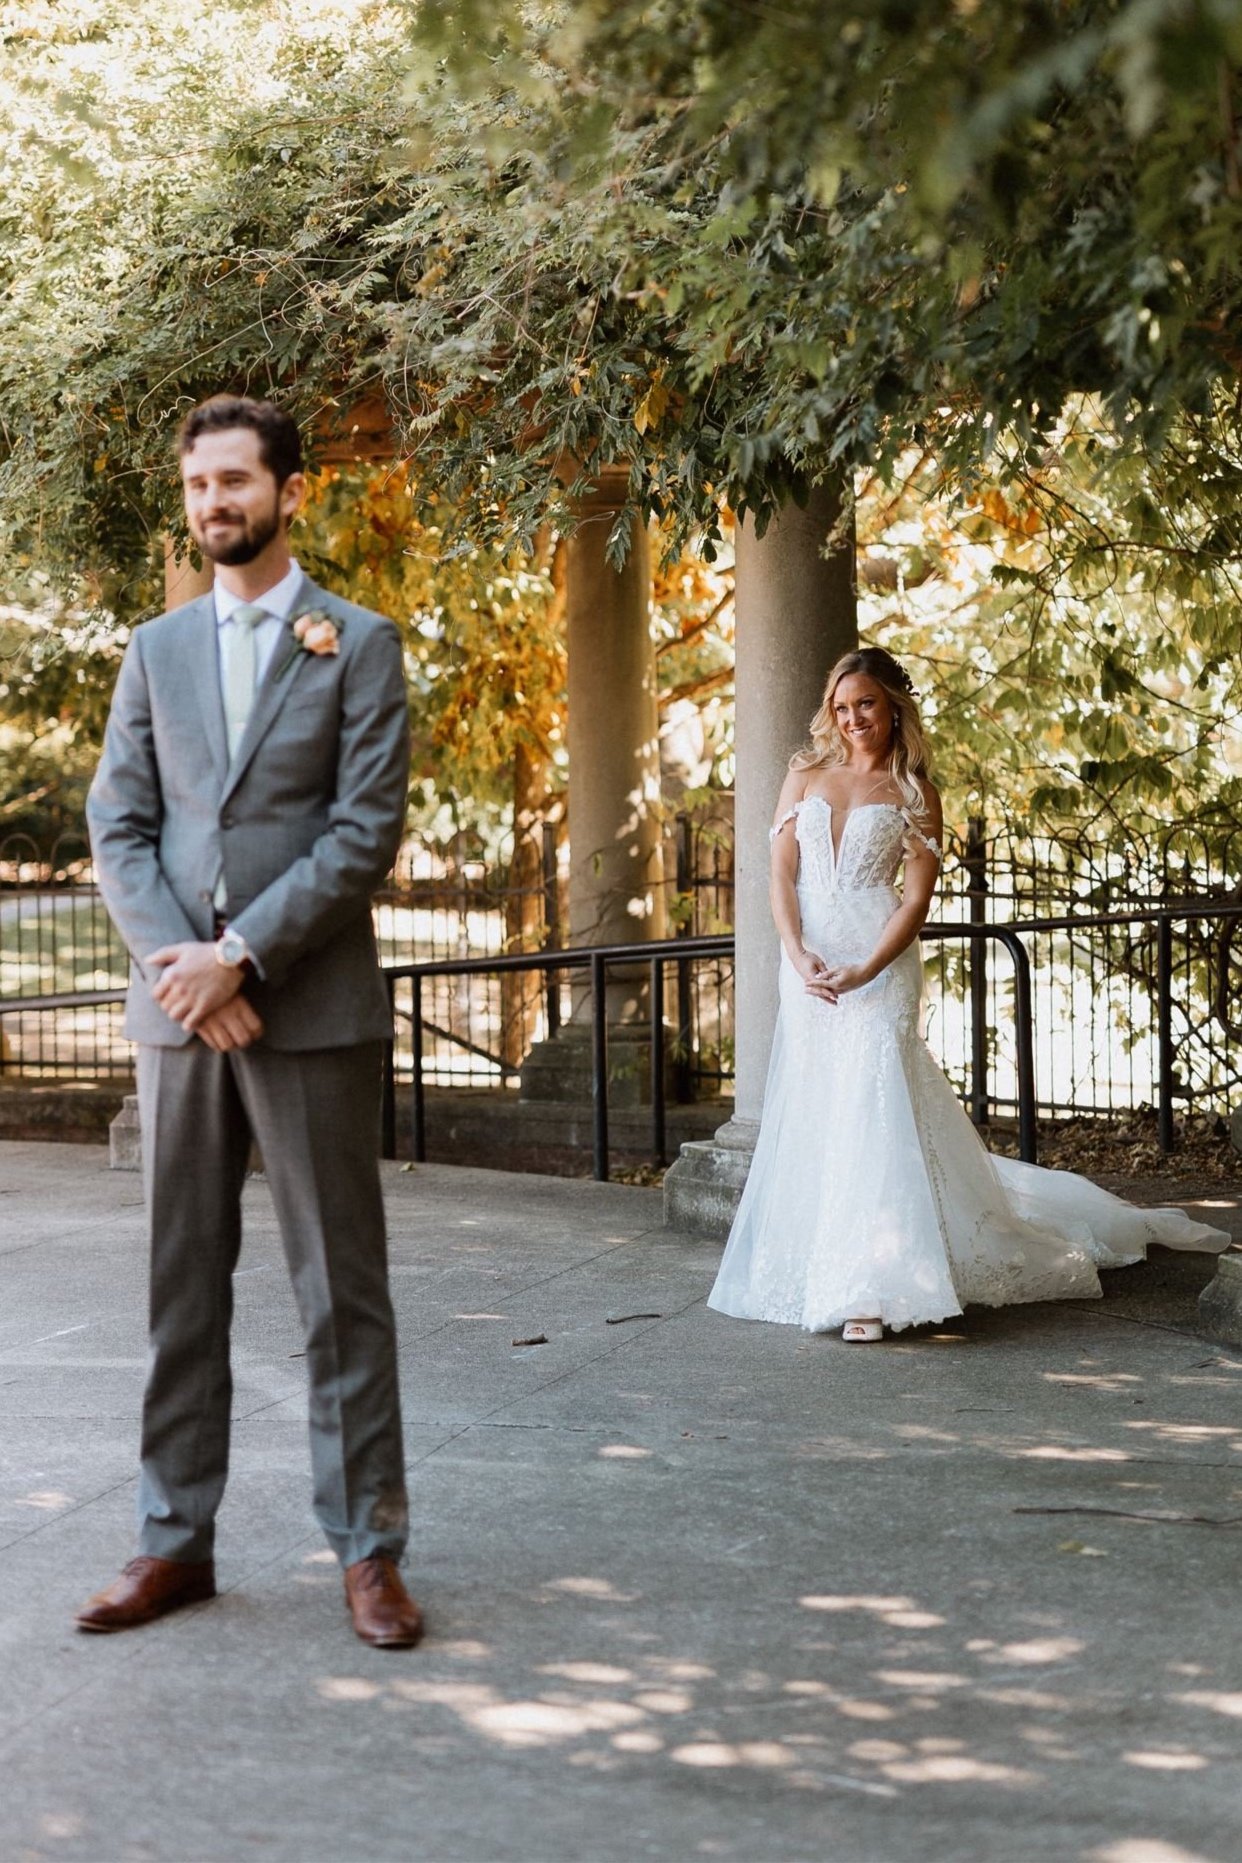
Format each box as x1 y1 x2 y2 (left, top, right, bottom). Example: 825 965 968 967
634 375 670 436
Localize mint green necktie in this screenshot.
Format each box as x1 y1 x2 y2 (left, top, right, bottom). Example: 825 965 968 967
222 603 269 761
214 603 269 914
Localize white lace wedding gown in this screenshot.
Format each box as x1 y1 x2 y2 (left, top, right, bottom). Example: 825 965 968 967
708 796 1231 1332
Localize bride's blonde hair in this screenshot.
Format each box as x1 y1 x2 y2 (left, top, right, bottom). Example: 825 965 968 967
791 646 933 821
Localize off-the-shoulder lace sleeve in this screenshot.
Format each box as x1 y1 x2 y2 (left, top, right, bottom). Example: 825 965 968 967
769 805 800 844
901 810 942 861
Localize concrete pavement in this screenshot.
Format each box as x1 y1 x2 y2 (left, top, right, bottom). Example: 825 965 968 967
1 1140 1241 1863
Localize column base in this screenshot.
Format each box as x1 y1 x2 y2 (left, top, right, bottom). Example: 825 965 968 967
109 1095 142 1171
662 1118 758 1239
109 1094 262 1176
1198 1255 1242 1346
520 1025 671 1109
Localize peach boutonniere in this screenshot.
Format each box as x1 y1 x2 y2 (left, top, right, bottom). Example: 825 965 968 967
277 608 341 678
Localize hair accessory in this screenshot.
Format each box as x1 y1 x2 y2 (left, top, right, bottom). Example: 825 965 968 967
860 646 917 699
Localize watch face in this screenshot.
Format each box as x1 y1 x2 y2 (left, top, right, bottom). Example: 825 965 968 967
219 930 246 966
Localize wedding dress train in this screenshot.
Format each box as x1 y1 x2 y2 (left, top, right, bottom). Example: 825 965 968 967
708 797 1231 1333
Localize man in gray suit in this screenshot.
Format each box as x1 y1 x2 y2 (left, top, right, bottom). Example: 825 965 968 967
78 394 422 1647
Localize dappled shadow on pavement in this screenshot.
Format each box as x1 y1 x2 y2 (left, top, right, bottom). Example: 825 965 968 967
1 1148 1240 1861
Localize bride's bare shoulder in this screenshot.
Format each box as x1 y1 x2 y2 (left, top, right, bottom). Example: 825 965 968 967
770 769 808 845
774 764 819 816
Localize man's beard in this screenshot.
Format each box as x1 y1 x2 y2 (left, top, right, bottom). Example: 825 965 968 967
193 501 282 566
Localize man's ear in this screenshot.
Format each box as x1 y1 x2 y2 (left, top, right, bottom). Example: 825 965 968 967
279 471 307 527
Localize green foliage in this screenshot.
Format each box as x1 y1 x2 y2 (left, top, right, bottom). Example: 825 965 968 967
2 0 1242 859
859 410 1242 848
399 0 1242 550
0 0 416 604
6 0 1242 581
299 467 565 818
0 596 128 845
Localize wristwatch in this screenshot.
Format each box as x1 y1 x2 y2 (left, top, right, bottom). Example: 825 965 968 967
215 927 254 973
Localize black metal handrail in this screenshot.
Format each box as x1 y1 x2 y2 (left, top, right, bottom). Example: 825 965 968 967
380 922 1039 1179
938 898 1242 1155
6 898 1241 1181
920 922 1037 1165
0 988 126 1013
380 901 1242 1178
380 934 734 1178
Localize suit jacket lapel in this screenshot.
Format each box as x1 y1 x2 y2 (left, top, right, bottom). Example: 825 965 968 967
188 594 229 783
220 571 317 805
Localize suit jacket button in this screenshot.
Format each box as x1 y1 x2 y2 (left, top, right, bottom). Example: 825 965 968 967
221 815 234 829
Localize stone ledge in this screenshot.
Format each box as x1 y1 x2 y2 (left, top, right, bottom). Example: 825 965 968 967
520 1024 698 1109
0 1076 131 1145
108 1084 730 1179
419 1086 724 1176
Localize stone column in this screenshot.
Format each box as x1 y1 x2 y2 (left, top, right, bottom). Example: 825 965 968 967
565 474 665 987
520 470 665 1103
664 475 857 1234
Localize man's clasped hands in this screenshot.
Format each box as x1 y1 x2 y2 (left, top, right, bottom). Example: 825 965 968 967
146 942 264 1052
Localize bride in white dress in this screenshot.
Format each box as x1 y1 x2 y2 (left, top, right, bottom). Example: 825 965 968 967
708 647 1230 1341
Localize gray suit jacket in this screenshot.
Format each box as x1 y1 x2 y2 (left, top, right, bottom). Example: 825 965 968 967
87 573 409 1049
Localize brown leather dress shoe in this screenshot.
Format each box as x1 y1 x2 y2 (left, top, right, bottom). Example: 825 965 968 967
75 1556 217 1633
344 1555 424 1649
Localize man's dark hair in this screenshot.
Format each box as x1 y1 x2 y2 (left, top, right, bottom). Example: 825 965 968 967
178 395 304 485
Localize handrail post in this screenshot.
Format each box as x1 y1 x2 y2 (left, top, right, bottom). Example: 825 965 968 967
673 947 693 1104
542 822 561 1040
1001 930 1038 1164
380 982 397 1162
966 817 989 1126
412 972 427 1164
591 949 609 1181
1157 915 1175 1153
650 955 666 1169
673 816 693 1102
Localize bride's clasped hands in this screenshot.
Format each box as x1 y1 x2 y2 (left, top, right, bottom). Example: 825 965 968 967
790 945 837 1002
811 960 867 1000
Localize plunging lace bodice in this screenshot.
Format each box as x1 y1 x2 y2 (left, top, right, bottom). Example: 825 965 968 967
771 795 939 894
709 790 1229 1334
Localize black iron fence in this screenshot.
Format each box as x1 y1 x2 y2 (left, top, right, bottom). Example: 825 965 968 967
382 934 735 1180
379 924 1036 1181
0 813 737 1091
4 814 1242 1141
927 819 1242 1128
5 908 1240 1180
368 814 734 1101
0 832 129 1077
